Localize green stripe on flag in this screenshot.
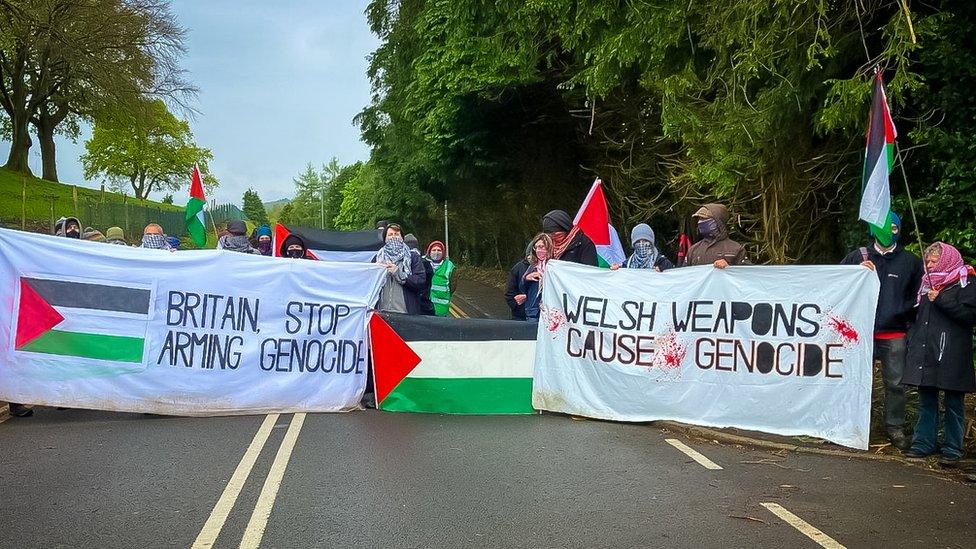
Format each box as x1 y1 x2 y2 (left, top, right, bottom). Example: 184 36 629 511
380 377 534 414
20 330 144 363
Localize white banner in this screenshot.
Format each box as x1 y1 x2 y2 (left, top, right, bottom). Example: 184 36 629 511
532 261 880 449
0 228 386 415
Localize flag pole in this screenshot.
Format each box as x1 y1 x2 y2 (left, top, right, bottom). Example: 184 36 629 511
894 143 931 288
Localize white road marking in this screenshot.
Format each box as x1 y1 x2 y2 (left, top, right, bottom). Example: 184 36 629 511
239 412 307 549
665 438 723 470
192 414 280 549
761 502 846 549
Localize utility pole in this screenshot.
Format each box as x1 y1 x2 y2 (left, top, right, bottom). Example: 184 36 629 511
444 200 449 257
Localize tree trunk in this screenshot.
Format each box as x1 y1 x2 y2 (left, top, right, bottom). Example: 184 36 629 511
4 112 32 174
33 103 69 182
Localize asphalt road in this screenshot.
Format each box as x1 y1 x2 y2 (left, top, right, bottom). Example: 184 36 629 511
1 407 974 549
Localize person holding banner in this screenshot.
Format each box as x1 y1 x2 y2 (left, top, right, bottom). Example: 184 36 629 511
541 210 598 266
254 224 273 256
217 220 258 254
686 203 747 268
54 216 81 239
280 233 311 259
521 233 554 320
609 223 673 271
902 242 976 465
841 212 922 450
375 224 426 314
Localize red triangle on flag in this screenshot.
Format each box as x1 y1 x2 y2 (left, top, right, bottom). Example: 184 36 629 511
273 223 319 260
189 164 206 201
369 314 421 406
16 278 64 348
573 178 611 246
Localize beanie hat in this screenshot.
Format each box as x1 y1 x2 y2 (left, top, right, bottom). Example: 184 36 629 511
630 223 655 246
255 224 272 238
105 226 125 241
227 220 247 236
403 233 420 251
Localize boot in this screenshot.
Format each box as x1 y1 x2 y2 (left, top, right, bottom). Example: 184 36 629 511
887 429 911 451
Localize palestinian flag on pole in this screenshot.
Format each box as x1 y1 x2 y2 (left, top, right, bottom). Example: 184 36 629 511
273 223 383 262
859 72 898 246
370 313 536 414
15 276 151 363
573 178 625 268
185 164 207 247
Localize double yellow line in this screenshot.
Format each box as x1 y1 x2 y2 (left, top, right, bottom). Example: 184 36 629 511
449 302 469 318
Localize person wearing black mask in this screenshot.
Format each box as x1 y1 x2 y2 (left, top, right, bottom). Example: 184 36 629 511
841 212 923 450
541 210 598 266
54 216 82 239
280 234 311 259
685 203 748 268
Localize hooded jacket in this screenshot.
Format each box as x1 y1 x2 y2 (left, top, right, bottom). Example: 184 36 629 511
542 210 598 266
685 204 747 266
505 243 534 320
280 234 311 258
901 281 976 392
55 216 82 238
841 240 923 333
404 234 435 315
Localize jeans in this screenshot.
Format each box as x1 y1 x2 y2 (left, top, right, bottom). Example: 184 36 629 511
874 337 907 431
910 387 966 459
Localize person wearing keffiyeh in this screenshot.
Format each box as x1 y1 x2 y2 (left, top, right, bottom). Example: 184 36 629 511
902 242 976 467
541 210 598 266
610 223 674 271
140 224 173 251
374 223 425 314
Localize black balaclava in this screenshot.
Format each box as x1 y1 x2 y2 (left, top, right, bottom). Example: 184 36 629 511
542 210 573 233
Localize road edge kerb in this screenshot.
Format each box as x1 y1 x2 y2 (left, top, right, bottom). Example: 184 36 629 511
652 420 911 464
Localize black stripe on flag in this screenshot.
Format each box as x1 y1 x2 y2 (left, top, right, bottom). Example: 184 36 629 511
379 312 537 342
25 277 151 314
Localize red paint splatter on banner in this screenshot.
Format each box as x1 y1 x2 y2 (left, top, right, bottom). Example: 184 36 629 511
829 316 859 345
544 307 567 333
652 330 686 370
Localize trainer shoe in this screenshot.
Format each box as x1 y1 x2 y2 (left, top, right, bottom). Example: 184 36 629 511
887 429 911 451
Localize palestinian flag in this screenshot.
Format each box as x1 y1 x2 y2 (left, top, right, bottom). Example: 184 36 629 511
573 178 625 267
859 72 898 246
185 164 207 247
273 223 383 262
15 277 151 363
370 313 536 414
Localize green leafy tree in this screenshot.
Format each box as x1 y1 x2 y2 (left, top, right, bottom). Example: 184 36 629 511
161 194 174 205
81 100 217 200
242 188 269 225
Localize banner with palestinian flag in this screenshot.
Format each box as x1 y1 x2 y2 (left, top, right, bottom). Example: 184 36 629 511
0 228 385 415
273 223 384 262
573 178 625 267
859 72 898 246
185 164 208 247
370 313 536 414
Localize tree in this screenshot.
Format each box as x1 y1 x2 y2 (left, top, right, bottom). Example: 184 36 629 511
81 100 217 199
242 188 269 225
0 0 193 178
161 193 174 204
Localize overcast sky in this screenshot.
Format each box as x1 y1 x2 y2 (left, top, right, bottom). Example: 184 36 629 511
1 0 378 205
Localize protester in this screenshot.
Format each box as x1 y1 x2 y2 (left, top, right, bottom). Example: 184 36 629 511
520 233 554 320
254 224 273 256
404 233 435 315
280 234 310 259
610 223 673 271
166 236 181 250
505 242 533 320
901 242 976 465
425 240 455 317
218 220 258 254
54 216 81 238
140 224 173 251
840 212 923 450
375 224 425 314
104 226 128 246
542 210 598 266
685 203 748 268
82 227 106 242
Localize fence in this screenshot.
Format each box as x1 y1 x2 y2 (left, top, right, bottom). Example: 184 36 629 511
0 182 186 241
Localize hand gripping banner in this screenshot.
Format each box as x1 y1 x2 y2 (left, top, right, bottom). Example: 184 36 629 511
0 228 386 415
532 261 880 449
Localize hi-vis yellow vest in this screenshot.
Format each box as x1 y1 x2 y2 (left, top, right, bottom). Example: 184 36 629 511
429 258 455 316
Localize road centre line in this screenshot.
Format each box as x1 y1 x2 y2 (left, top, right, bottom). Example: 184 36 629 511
192 414 279 549
239 412 307 549
761 502 846 549
664 438 723 470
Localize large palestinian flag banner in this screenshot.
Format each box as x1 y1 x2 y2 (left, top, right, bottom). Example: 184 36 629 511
573 179 625 267
370 313 536 414
274 223 384 262
859 72 897 246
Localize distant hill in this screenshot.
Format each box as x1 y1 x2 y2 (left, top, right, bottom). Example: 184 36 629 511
263 198 290 209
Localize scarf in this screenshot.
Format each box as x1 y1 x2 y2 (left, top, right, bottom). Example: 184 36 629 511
626 241 659 269
918 242 975 302
552 226 580 260
219 234 256 254
377 237 412 282
141 233 171 250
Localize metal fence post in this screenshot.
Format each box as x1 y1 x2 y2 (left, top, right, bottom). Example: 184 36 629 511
49 196 55 233
21 174 26 230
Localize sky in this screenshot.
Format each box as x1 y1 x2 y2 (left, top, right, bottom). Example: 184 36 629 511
1 0 378 205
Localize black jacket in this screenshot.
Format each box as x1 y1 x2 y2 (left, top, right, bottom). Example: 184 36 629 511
902 282 976 392
400 252 430 315
557 232 598 266
505 259 530 320
841 244 924 332
417 256 436 315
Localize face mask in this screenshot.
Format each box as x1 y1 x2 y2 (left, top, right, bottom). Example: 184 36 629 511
430 251 443 261
698 219 719 238
257 241 272 254
66 227 80 238
286 247 305 258
634 241 653 257
536 248 548 261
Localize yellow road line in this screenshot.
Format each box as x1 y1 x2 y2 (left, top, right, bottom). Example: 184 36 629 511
192 414 279 549
239 412 307 549
665 439 723 470
761 502 846 549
